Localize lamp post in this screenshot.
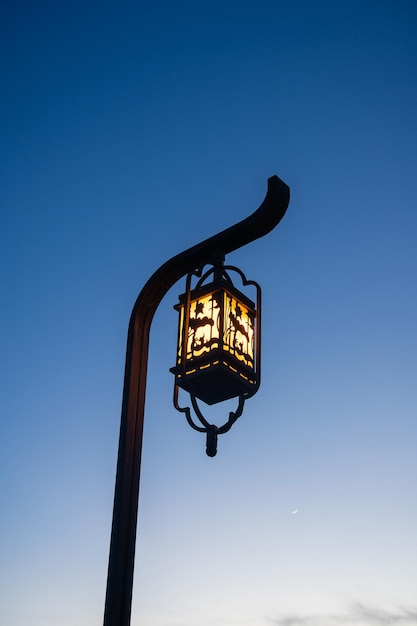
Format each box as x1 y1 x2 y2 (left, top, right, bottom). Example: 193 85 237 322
103 175 290 626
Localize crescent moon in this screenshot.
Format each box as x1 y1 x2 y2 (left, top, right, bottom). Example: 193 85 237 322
292 508 298 514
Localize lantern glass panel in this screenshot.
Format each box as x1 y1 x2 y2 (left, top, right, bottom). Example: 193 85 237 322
223 291 255 369
186 292 221 363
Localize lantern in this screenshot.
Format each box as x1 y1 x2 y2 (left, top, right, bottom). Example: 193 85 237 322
170 260 261 405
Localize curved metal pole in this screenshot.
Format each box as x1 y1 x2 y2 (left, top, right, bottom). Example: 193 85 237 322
103 175 290 626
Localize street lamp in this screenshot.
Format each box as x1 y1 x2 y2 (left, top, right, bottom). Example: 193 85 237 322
103 175 290 626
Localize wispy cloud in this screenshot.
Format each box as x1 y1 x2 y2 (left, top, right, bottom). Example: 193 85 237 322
270 604 417 626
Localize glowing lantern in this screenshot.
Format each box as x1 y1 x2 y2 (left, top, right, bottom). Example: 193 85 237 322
170 262 260 405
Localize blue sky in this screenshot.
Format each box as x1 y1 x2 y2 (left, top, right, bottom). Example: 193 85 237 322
1 1 417 625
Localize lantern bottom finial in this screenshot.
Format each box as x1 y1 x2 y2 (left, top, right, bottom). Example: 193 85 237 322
206 426 218 457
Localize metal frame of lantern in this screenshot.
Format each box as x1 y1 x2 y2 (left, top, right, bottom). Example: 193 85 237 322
170 255 261 456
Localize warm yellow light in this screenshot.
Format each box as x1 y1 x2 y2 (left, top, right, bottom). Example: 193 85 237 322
171 274 259 405
223 292 254 369
176 290 255 369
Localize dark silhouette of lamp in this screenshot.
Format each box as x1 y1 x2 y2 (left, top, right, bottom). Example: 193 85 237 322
103 175 290 626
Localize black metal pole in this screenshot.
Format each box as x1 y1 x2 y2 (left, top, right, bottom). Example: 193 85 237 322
103 175 290 626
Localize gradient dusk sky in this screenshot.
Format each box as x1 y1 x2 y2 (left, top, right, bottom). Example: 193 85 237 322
1 1 417 625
